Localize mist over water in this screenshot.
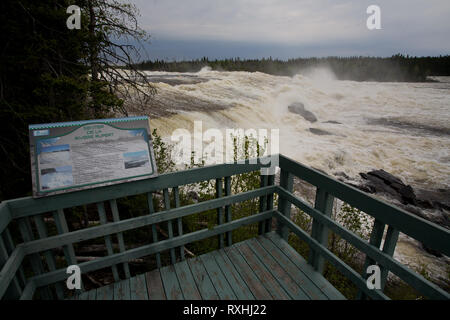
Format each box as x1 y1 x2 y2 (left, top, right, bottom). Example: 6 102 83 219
147 68 450 192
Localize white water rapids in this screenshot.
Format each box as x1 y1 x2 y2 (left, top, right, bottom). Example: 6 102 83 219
137 68 450 287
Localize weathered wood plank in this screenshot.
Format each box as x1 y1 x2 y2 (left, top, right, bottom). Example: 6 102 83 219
174 260 201 300
160 265 183 300
130 273 148 300
88 288 97 300
212 250 254 300
235 242 290 300
145 269 166 300
199 253 236 300
114 279 131 300
77 291 89 300
250 237 327 300
187 257 219 300
223 245 272 300
273 213 389 300
245 239 311 300
96 283 114 300
260 234 341 300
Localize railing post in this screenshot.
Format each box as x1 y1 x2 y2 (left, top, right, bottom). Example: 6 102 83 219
258 175 268 235
277 169 293 241
357 222 398 299
224 176 233 246
357 219 385 300
380 226 399 290
308 188 334 274
216 178 225 249
265 174 275 232
110 199 131 279
147 192 162 268
173 187 185 260
163 188 177 264
97 202 120 282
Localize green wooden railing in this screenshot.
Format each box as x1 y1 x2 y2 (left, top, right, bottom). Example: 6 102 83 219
0 154 448 300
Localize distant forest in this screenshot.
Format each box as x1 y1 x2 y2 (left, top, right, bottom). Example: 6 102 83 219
136 55 450 82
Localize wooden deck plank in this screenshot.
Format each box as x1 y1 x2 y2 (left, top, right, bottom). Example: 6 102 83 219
160 265 184 300
130 274 149 300
96 283 114 300
187 258 219 300
251 237 327 300
223 246 272 300
145 269 166 300
235 242 290 300
88 288 97 300
77 291 89 300
174 260 202 300
244 240 310 300
212 250 255 300
199 253 237 300
265 232 345 300
114 279 131 300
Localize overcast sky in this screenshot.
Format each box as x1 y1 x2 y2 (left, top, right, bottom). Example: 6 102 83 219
131 0 450 60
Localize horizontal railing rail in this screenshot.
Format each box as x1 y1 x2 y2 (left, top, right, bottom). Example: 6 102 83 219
21 210 275 300
279 155 450 256
4 157 272 221
275 188 449 300
276 155 450 301
0 154 449 300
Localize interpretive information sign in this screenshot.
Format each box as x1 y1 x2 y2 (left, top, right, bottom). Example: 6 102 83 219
29 116 158 198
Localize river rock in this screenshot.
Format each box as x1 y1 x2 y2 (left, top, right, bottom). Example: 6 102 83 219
324 120 342 124
360 170 417 206
309 128 333 136
288 102 318 123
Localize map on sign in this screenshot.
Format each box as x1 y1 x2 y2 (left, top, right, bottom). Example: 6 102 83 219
29 116 158 198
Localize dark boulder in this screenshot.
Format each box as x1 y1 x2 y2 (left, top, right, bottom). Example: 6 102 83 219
360 169 417 206
288 102 318 123
309 128 333 136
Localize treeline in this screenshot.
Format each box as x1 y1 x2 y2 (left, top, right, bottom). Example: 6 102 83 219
136 55 450 82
